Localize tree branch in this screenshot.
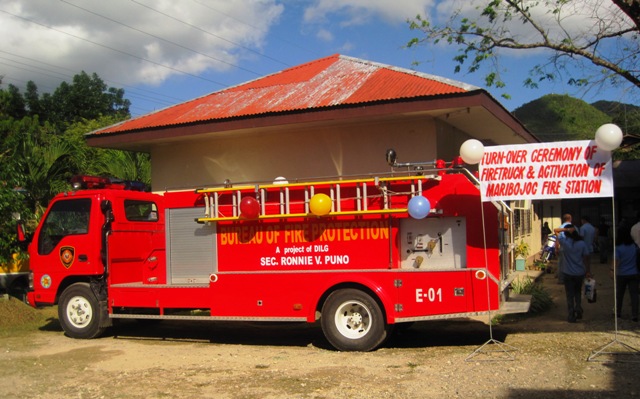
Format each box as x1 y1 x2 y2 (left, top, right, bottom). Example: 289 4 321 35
408 0 640 92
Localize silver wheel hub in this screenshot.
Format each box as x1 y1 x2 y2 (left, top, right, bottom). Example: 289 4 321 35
66 296 93 329
335 301 371 339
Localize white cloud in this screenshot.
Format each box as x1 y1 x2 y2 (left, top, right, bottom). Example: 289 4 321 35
316 28 334 42
303 0 435 25
338 41 355 53
0 0 284 89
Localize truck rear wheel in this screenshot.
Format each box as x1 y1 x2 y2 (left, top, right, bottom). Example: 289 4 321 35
321 289 389 351
58 283 106 339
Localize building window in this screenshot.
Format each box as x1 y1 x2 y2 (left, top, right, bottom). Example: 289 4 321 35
512 200 532 238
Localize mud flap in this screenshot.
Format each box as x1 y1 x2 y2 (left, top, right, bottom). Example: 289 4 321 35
99 300 113 328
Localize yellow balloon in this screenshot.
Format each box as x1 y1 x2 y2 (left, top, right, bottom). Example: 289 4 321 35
310 193 332 216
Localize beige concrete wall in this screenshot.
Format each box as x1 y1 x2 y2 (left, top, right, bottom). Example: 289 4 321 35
435 120 474 162
151 117 437 191
542 200 563 230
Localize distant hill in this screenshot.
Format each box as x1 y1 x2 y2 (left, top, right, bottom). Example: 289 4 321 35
591 100 640 115
512 94 640 159
591 100 640 136
512 94 610 142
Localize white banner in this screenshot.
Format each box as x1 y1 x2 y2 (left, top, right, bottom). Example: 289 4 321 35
479 140 614 202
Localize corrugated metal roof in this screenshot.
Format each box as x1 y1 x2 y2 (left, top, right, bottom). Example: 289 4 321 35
92 54 479 135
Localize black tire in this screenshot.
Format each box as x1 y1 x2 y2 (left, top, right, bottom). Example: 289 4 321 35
58 283 106 339
321 288 390 351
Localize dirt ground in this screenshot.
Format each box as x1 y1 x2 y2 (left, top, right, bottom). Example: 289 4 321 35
2 256 640 399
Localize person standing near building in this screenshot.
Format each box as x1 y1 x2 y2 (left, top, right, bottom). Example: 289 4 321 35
554 224 590 323
579 216 596 273
557 214 572 283
596 217 610 264
612 226 639 322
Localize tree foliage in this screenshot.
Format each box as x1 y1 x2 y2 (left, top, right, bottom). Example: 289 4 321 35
0 73 147 263
407 0 640 99
64 117 151 186
2 71 130 132
43 72 130 131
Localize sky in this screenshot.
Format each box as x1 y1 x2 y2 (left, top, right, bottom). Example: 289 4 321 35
0 0 636 118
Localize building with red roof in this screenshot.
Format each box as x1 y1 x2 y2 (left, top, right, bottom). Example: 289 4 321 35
87 54 536 191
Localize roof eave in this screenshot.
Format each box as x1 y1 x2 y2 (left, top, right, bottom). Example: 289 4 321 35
86 89 536 151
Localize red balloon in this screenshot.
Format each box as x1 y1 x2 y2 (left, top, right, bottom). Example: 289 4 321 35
240 196 260 220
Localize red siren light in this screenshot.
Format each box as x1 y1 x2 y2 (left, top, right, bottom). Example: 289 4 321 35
71 175 110 190
70 175 146 191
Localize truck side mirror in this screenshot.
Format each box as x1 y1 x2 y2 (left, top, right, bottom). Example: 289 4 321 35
17 220 26 242
16 220 30 249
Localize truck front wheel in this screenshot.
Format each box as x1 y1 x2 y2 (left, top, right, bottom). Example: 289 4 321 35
321 289 390 351
58 283 106 339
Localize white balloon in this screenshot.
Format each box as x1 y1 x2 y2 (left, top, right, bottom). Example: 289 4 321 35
459 139 485 165
595 123 623 151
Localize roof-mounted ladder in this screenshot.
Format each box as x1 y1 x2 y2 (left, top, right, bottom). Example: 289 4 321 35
195 175 434 222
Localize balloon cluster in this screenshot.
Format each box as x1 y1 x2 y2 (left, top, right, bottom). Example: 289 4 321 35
240 124 623 223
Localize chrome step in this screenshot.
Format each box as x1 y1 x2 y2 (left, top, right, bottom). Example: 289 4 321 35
500 293 532 315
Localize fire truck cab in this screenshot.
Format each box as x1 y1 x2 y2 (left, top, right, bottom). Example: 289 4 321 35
23 159 528 351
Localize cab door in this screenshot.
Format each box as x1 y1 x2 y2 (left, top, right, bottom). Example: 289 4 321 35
107 196 165 285
30 196 103 305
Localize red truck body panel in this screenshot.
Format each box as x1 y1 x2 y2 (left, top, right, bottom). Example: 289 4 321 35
27 172 504 329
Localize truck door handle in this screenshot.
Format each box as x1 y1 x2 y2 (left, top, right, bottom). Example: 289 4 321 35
78 254 88 262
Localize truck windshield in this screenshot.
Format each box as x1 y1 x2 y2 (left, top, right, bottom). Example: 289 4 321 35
38 198 91 255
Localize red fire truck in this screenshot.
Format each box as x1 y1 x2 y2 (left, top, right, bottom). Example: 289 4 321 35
21 152 528 351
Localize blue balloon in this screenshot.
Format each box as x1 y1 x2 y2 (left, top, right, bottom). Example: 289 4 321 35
408 196 431 219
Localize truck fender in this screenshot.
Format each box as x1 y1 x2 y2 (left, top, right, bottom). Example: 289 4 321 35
313 277 396 324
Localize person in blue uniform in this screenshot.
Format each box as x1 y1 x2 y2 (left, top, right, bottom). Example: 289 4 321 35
557 214 573 283
612 227 640 322
554 224 590 323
